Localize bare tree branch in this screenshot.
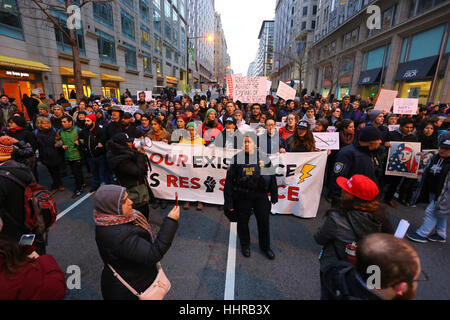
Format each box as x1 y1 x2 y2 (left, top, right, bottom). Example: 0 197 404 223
30 0 74 45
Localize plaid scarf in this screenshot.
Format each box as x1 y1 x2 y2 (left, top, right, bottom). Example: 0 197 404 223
94 209 155 242
352 200 380 212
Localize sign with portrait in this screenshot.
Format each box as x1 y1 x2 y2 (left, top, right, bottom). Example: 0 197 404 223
417 149 438 176
385 142 422 178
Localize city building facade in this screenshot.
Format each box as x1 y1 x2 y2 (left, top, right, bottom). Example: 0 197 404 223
309 0 449 104
271 0 318 92
187 0 215 91
0 0 191 114
214 12 228 87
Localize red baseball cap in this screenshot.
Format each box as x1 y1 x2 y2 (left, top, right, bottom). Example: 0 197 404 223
86 113 96 123
336 175 379 201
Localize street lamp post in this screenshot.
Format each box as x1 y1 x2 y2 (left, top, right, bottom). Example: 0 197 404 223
186 34 214 94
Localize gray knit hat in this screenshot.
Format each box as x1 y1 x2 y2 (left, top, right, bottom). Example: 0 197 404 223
368 109 383 122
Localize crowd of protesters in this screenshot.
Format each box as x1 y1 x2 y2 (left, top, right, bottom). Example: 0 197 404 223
0 86 448 300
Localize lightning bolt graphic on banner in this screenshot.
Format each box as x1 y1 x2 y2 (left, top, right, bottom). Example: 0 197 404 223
298 164 316 184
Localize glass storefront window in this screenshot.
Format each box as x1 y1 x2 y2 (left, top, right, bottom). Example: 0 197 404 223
399 80 432 105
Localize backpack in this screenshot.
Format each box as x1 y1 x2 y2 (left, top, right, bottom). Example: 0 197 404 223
0 166 57 236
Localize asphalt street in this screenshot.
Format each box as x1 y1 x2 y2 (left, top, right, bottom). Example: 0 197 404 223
39 160 450 301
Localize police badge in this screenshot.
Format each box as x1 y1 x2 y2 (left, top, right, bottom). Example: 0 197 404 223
334 162 344 174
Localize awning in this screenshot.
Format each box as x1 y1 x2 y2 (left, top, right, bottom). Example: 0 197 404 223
166 75 178 84
59 67 98 78
0 55 52 72
101 73 126 82
358 68 382 85
394 55 438 81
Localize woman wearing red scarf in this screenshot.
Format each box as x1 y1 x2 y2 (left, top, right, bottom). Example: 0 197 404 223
94 185 180 300
6 116 37 151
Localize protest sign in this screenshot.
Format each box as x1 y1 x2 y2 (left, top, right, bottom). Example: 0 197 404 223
374 89 398 112
266 80 272 94
393 98 418 115
137 91 153 102
233 76 267 104
385 142 421 178
145 142 327 218
118 104 139 115
388 125 400 132
313 132 340 150
418 149 438 176
276 81 296 101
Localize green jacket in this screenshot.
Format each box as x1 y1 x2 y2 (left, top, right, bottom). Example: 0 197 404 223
59 126 81 161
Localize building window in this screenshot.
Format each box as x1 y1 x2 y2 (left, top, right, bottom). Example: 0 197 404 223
164 0 171 19
166 44 172 60
154 33 162 55
173 28 178 46
96 29 116 64
93 1 114 29
409 0 446 18
303 6 308 16
153 0 160 10
313 5 317 15
311 20 316 29
121 0 134 10
301 21 307 30
165 20 171 40
407 24 446 61
121 9 135 40
140 0 150 23
0 0 23 40
351 27 359 45
143 52 152 73
141 24 151 48
155 57 162 75
179 0 185 18
153 9 161 33
124 42 137 70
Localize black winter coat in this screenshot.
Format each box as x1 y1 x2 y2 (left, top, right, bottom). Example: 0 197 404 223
95 217 178 300
35 128 64 167
7 128 38 151
0 160 35 241
106 141 149 188
314 208 393 272
79 124 107 158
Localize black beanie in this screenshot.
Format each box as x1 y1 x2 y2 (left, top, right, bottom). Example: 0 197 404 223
359 126 382 142
9 116 27 128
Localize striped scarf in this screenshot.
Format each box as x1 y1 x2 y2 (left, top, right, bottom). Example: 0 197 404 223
353 200 380 212
94 209 155 242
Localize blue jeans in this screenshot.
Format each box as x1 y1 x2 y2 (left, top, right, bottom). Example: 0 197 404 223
86 154 111 187
416 195 448 239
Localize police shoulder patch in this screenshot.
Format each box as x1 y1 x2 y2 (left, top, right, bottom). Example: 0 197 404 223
334 162 344 174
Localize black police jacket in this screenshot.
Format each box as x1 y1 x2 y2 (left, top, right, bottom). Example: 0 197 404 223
224 150 278 212
329 141 383 202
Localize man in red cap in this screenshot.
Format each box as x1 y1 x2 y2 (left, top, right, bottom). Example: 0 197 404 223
314 174 393 299
78 113 110 192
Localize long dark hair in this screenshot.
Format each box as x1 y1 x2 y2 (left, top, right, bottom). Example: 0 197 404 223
0 235 36 280
289 126 316 151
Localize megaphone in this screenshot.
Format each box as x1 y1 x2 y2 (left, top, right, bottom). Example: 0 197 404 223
134 137 153 149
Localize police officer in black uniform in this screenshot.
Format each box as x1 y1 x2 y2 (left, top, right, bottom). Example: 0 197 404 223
329 126 384 207
224 132 278 260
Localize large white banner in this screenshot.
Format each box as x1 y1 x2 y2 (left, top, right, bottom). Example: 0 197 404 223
144 142 327 218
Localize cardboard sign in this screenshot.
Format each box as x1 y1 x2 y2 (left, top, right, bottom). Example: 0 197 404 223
386 142 421 178
393 98 418 115
276 81 296 101
313 132 340 150
119 104 139 115
233 75 267 104
388 124 400 132
418 149 438 176
137 91 153 102
374 89 398 112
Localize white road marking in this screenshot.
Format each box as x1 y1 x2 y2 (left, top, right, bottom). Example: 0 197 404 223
224 222 237 300
56 192 93 221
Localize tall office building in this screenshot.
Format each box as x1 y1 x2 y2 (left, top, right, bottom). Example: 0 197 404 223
254 20 274 77
272 0 318 90
214 12 229 87
187 0 215 90
309 0 449 103
0 0 190 110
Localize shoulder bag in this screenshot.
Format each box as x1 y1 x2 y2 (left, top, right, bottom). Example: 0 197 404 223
107 262 171 300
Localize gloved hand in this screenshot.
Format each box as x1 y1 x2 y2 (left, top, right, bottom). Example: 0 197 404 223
224 209 238 222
